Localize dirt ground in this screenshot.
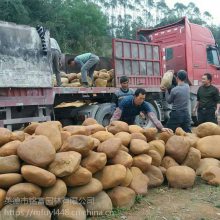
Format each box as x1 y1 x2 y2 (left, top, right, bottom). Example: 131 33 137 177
91 177 220 220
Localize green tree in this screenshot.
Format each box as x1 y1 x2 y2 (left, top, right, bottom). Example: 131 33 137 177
145 0 156 26
59 0 108 54
186 2 201 20
173 3 187 18
131 16 145 39
0 0 29 24
0 0 219 57
156 0 169 24
203 11 213 25
5 0 110 55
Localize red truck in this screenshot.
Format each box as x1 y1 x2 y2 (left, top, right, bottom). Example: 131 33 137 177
0 17 220 130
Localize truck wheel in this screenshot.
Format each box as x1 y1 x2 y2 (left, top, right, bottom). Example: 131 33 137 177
135 102 158 128
95 103 114 127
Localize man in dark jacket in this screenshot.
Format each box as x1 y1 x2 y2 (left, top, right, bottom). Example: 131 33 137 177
193 73 220 124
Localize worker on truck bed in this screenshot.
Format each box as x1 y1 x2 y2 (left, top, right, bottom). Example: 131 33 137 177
161 70 191 132
193 73 220 124
111 76 134 111
67 53 100 87
110 88 172 133
50 37 62 87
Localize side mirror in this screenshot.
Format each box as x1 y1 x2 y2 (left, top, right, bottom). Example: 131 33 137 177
207 45 215 50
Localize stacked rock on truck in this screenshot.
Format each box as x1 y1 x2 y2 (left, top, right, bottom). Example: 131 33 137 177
53 69 115 87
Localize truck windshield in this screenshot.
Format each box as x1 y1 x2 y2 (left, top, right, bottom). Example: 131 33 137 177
207 47 220 66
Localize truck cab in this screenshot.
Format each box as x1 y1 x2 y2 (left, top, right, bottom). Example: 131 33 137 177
137 17 220 88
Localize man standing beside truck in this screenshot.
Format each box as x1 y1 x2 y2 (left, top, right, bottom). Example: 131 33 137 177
67 53 100 87
193 73 220 124
110 88 172 133
50 37 62 87
162 70 191 132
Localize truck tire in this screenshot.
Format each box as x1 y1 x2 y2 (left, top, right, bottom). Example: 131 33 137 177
135 102 159 128
75 104 100 124
95 103 115 127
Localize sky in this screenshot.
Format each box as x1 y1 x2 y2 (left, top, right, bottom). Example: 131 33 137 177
165 0 220 25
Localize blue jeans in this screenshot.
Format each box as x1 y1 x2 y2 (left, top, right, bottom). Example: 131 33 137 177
166 110 191 132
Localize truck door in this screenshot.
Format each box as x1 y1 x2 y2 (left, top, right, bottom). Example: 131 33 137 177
192 42 220 85
112 38 162 88
191 42 208 84
165 44 186 73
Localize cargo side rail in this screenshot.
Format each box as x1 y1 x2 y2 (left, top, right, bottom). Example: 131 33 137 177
112 38 162 88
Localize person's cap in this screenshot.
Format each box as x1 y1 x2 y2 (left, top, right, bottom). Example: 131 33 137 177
120 76 129 83
177 70 187 81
